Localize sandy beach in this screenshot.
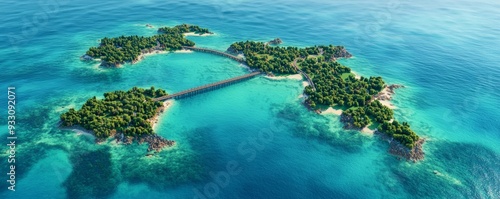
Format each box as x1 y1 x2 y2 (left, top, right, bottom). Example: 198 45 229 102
361 127 375 135
321 107 343 115
151 100 174 129
373 85 403 109
265 74 303 80
351 70 361 79
174 49 194 53
183 32 215 37
378 99 396 109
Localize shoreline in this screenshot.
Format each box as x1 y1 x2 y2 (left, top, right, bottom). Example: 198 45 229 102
264 74 303 81
60 99 176 153
183 32 215 37
375 130 426 162
320 107 343 115
89 47 205 68
60 125 96 139
150 100 174 130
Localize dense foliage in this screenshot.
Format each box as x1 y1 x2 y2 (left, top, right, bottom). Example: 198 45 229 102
230 41 419 148
300 58 384 108
378 120 420 148
85 24 209 66
229 41 351 74
157 24 211 35
60 87 167 138
341 101 394 128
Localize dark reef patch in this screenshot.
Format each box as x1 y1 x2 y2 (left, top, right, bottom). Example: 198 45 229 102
386 141 500 199
63 147 118 199
274 103 366 153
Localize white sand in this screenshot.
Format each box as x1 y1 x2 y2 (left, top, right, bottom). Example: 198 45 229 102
378 100 396 109
151 100 174 129
373 86 398 109
174 49 193 53
351 70 361 79
361 127 375 135
183 32 215 37
321 107 343 115
265 74 303 80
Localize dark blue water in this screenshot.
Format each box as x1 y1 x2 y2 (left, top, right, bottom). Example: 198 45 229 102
1 0 499 198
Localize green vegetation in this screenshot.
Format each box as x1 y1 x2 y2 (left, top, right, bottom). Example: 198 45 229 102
341 100 394 128
85 24 209 66
378 121 419 148
229 41 351 74
229 41 419 148
60 87 167 138
158 24 212 35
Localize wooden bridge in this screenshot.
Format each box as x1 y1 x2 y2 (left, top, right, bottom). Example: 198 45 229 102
182 46 245 63
153 71 261 101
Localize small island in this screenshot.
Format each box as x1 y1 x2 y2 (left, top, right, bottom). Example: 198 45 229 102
74 24 424 161
60 87 175 152
82 24 212 67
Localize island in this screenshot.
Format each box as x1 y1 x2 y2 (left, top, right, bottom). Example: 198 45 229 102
82 24 212 67
60 87 175 153
73 24 424 161
228 41 424 161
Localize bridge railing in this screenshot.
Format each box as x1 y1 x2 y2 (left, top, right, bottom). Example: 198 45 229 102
182 46 245 62
153 71 261 101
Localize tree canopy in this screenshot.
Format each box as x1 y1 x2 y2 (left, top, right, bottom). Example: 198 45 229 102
85 24 209 66
60 87 167 138
229 41 419 148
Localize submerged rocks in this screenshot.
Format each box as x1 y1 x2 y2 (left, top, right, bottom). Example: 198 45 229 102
113 132 175 152
139 134 176 152
387 84 404 93
80 54 94 61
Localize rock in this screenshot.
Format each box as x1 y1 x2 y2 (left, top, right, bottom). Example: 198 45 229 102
141 134 175 152
375 130 425 162
80 54 94 61
268 38 283 45
330 46 352 60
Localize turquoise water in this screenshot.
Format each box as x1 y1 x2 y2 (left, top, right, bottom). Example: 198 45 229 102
1 0 499 198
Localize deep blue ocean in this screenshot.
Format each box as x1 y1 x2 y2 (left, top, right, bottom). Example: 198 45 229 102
1 0 499 198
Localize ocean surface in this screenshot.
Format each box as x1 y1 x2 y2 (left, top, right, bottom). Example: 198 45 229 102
1 0 499 198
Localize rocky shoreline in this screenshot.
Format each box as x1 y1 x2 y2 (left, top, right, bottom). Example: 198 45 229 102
268 38 283 45
330 46 353 61
375 130 425 162
113 132 175 153
61 100 176 154
374 84 404 101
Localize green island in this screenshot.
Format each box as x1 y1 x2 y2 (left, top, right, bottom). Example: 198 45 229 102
60 87 175 152
228 41 424 160
82 24 212 67
68 24 424 161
